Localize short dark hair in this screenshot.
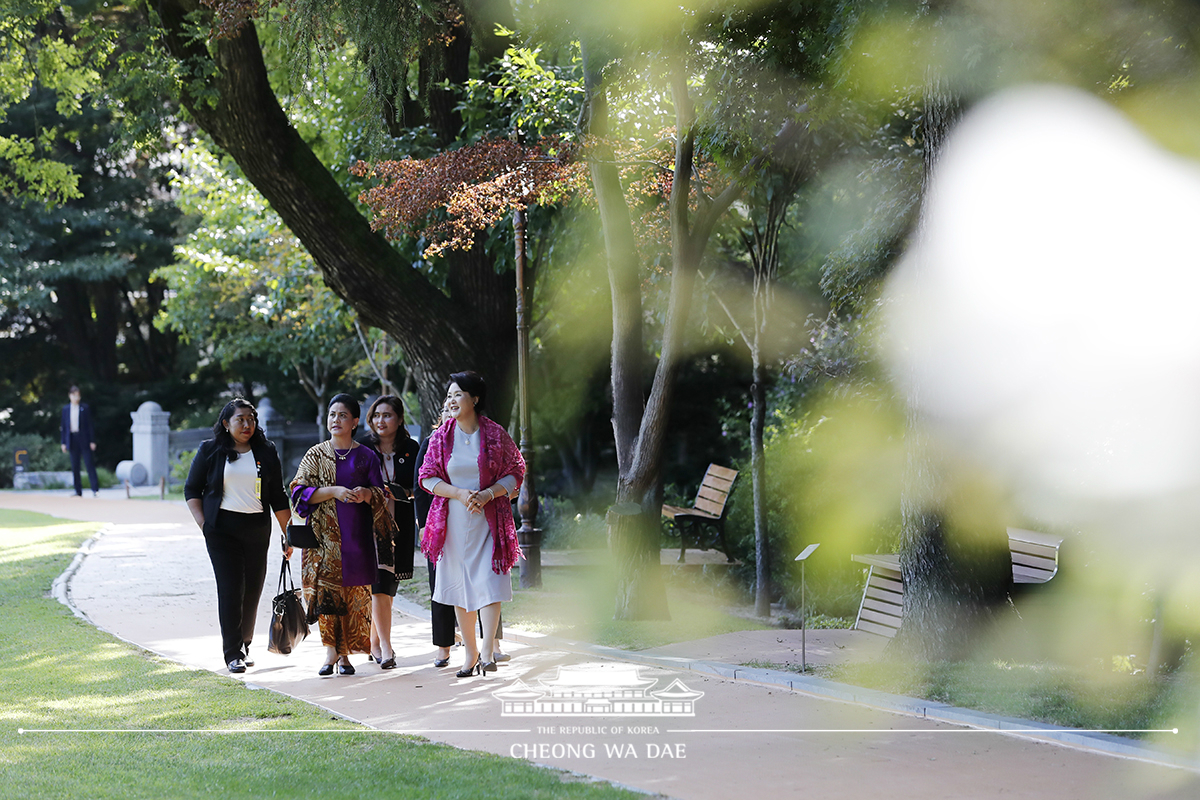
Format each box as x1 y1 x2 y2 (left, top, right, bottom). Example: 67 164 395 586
68 385 81 394
211 398 265 462
328 393 361 434
448 371 487 414
362 395 406 446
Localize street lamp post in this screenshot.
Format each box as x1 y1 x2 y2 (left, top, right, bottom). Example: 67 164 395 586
514 207 542 588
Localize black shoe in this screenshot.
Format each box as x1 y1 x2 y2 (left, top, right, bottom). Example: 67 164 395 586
379 657 397 670
456 657 481 678
243 646 254 667
480 659 498 674
433 657 451 668
338 661 355 675
492 651 511 663
228 658 247 674
318 663 335 676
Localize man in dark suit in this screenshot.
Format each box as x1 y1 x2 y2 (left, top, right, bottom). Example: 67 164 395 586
60 385 100 497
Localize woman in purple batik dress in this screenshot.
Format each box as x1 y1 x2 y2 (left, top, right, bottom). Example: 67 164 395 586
290 393 397 676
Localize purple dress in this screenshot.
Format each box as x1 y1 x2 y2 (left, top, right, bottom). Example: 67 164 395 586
292 445 383 587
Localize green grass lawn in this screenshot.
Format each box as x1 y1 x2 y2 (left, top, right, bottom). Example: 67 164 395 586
0 509 639 800
400 559 771 651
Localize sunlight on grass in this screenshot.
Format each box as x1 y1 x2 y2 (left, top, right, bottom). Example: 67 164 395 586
0 522 96 565
0 509 640 799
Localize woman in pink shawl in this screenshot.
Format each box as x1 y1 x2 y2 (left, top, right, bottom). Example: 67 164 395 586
419 371 524 678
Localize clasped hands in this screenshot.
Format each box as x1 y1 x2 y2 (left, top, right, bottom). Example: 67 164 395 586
459 486 494 515
333 486 372 503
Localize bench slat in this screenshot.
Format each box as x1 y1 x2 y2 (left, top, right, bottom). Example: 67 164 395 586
1006 527 1064 548
1011 552 1057 570
1013 565 1056 584
702 474 735 492
706 464 738 481
859 607 904 628
860 598 904 619
696 486 731 506
1010 543 1060 561
867 574 904 594
856 618 900 638
697 481 731 497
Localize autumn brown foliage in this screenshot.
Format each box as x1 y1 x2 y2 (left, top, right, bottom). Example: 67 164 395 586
351 137 584 256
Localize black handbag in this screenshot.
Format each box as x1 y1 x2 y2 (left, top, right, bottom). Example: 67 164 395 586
286 520 319 549
267 558 309 655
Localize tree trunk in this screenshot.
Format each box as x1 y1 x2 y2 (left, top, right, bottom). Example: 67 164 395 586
750 357 771 617
893 71 1011 660
154 1 516 428
582 45 776 619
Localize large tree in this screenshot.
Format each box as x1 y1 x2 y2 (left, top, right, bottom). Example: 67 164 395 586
141 0 520 424
571 0 849 618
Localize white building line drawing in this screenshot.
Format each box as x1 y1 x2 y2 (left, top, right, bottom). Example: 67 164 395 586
492 663 704 717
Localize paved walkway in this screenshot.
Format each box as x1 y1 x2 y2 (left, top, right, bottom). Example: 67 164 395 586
5 490 1200 799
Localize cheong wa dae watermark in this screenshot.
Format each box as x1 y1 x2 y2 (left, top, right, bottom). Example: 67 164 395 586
492 662 704 717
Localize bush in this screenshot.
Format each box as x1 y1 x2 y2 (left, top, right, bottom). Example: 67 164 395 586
171 449 196 484
537 495 608 550
82 467 119 490
0 432 70 487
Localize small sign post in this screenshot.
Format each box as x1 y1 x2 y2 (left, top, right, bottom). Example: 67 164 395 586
794 543 820 672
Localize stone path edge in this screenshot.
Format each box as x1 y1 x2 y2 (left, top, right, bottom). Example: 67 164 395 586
392 594 1200 775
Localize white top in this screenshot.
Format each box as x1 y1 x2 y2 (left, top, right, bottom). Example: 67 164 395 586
422 425 518 611
220 453 262 514
70 404 80 433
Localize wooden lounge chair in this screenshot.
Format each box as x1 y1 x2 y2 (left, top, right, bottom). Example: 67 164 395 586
661 464 738 563
850 528 1064 638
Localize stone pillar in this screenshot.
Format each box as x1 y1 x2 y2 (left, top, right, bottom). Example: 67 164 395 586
130 401 171 485
257 397 281 438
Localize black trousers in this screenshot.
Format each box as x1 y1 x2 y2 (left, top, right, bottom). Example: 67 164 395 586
204 510 271 664
428 559 456 647
67 432 99 496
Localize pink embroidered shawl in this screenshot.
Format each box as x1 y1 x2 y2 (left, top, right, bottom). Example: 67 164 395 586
419 415 525 573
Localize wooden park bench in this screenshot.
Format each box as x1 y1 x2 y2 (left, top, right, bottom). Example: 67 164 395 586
850 527 1064 638
661 464 738 563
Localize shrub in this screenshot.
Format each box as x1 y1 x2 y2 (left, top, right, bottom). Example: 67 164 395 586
171 449 197 484
82 467 119 490
537 495 608 550
0 432 70 487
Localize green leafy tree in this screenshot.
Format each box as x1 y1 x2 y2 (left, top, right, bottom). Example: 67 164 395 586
0 89 203 455
154 141 360 435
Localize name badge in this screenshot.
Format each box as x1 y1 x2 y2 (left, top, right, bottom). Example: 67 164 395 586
255 478 262 499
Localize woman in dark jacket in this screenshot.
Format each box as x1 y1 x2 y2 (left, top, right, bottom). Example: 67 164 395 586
185 398 291 673
362 394 419 669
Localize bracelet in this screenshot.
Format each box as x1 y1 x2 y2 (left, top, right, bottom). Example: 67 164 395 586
487 488 495 502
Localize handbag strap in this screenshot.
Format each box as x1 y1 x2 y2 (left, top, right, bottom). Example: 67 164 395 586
278 556 296 594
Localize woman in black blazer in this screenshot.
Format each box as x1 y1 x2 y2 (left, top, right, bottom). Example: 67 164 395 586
362 395 419 669
185 399 291 673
